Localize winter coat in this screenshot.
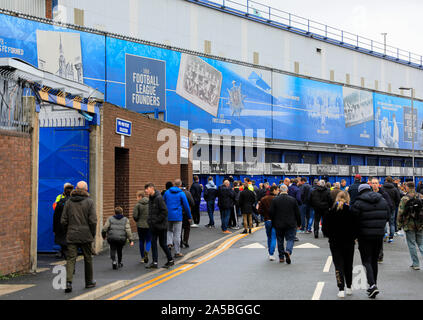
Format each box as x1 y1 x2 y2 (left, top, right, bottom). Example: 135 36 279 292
102 214 133 243
269 194 301 230
204 181 218 202
310 185 332 211
299 183 312 205
190 182 203 204
148 190 168 231
182 188 195 220
217 184 236 210
323 203 357 243
133 197 149 229
163 187 192 222
383 182 401 208
288 183 302 205
348 181 362 205
351 189 390 238
61 189 97 244
258 194 276 221
377 188 394 215
397 191 423 232
257 188 268 202
239 189 256 214
53 195 70 246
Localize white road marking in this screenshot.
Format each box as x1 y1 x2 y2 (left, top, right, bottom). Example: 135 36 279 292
323 256 332 273
294 242 320 249
312 282 325 300
240 243 266 249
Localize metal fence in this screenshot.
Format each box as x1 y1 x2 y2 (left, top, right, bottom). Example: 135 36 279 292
193 0 423 67
0 73 32 133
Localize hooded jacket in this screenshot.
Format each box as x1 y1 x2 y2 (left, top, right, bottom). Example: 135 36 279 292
348 180 363 205
133 197 149 229
288 183 302 205
102 214 132 243
204 181 218 202
310 185 332 211
351 189 390 238
61 189 97 244
239 189 256 214
383 182 401 208
163 187 192 222
397 191 423 232
148 190 168 231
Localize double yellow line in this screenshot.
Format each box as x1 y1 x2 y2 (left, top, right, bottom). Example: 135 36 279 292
107 227 262 300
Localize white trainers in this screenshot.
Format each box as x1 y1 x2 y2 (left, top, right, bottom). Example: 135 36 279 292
268 254 275 261
337 291 345 298
191 224 199 228
346 288 353 296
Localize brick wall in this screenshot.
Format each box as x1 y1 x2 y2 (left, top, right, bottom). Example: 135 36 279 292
0 131 32 276
102 103 192 230
45 0 52 19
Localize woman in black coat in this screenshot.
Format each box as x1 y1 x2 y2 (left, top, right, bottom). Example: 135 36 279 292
322 191 357 298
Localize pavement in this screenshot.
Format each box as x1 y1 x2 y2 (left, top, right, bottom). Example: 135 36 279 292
100 227 423 301
0 211 238 300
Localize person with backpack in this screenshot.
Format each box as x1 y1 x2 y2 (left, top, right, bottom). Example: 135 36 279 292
102 207 134 269
322 191 357 298
53 183 74 259
133 190 151 264
397 181 423 270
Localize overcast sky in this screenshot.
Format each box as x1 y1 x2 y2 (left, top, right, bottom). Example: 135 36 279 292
248 0 422 57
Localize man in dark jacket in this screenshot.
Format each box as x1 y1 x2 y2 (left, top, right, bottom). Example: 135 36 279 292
145 183 174 269
189 175 203 227
288 178 302 206
61 181 97 293
239 182 257 234
181 182 195 248
204 176 218 228
348 174 364 205
53 183 74 259
351 183 390 299
310 180 332 239
259 185 278 261
269 184 301 264
298 177 312 233
217 180 236 234
383 176 401 241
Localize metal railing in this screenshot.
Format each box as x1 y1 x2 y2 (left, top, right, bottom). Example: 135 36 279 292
191 0 423 67
0 72 31 133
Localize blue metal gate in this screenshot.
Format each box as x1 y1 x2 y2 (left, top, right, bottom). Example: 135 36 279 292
37 126 90 252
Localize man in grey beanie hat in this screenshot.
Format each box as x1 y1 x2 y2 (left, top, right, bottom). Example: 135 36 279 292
351 180 390 299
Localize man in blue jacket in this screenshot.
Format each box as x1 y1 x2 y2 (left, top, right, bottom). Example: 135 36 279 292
163 179 192 258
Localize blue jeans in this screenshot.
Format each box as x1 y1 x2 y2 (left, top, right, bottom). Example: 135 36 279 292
264 221 277 256
307 208 315 232
300 204 311 231
275 227 297 258
137 227 152 258
207 200 215 226
405 230 423 267
220 209 231 231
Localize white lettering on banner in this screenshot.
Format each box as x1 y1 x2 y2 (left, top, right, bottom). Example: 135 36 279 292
131 69 161 107
0 38 24 56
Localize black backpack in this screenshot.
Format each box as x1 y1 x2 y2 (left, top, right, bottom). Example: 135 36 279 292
404 195 423 222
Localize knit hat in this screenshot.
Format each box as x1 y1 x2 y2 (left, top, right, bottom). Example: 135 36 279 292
358 183 371 193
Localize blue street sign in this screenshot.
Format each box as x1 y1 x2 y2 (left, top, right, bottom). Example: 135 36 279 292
116 118 132 136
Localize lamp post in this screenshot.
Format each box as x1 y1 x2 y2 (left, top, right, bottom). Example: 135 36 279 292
399 87 415 181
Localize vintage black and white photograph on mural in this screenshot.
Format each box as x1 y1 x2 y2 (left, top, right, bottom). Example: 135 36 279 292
176 53 222 117
343 87 373 127
36 30 84 83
